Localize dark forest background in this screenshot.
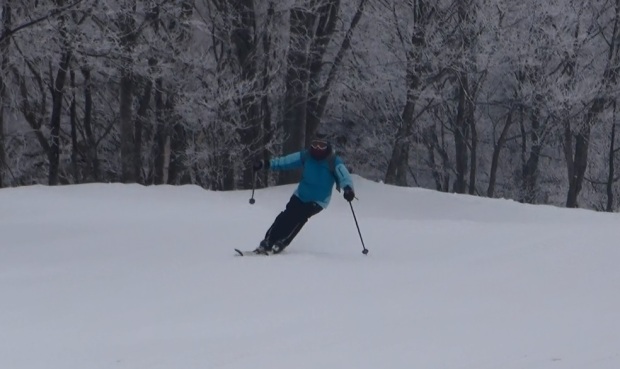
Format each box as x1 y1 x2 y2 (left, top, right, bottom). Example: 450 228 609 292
2 0 620 211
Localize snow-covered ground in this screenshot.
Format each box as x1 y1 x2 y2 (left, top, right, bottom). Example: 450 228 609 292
1 176 619 369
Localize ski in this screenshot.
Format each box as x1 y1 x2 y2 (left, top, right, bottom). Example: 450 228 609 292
234 248 270 256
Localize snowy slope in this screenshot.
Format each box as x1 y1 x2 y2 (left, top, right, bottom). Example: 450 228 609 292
1 177 619 369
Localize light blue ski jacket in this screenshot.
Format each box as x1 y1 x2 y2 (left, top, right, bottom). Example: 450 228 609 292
269 150 354 209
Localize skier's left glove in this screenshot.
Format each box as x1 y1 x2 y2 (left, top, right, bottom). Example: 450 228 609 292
343 186 355 202
253 160 268 171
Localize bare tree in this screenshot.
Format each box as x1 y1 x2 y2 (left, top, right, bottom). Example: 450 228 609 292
306 0 369 143
3 0 620 212
154 1 193 186
487 108 515 197
279 6 315 184
80 65 101 181
279 0 368 184
451 0 480 194
564 0 620 208
0 0 10 187
48 0 73 185
116 3 139 183
230 0 262 188
304 0 339 142
606 105 619 211
385 0 434 186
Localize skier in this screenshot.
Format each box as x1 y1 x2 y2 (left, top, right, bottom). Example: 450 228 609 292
252 137 355 254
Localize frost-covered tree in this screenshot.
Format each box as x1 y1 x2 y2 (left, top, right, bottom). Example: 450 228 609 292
3 0 620 211
279 0 368 184
0 0 10 187
382 0 437 187
563 0 620 208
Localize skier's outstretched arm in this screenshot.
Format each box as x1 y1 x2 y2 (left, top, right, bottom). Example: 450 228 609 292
253 151 303 172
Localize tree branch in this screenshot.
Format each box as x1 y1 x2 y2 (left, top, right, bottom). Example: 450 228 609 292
0 0 83 43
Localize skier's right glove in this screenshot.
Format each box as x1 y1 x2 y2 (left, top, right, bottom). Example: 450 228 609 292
253 160 268 171
343 186 355 202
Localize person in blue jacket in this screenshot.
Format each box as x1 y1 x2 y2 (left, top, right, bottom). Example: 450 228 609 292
252 137 355 254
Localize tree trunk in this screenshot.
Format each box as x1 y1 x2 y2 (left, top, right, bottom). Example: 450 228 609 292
134 76 153 185
120 69 136 183
48 48 71 185
167 96 189 185
307 0 368 143
279 7 315 185
152 78 167 185
607 1 620 210
168 120 189 185
566 125 591 208
81 67 99 181
0 0 9 187
562 118 574 196
423 125 450 192
118 5 137 184
450 0 479 194
487 110 514 197
566 99 601 208
0 74 5 187
13 65 51 156
566 0 620 207
521 102 544 204
606 109 616 212
70 69 79 182
305 0 339 143
467 87 477 195
48 0 72 185
453 79 469 194
259 2 275 186
385 0 428 186
522 148 542 203
385 84 416 186
231 0 261 189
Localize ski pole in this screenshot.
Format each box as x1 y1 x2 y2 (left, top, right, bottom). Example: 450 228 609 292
249 171 256 205
349 202 368 255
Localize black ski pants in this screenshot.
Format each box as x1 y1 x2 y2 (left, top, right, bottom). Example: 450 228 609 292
264 195 323 248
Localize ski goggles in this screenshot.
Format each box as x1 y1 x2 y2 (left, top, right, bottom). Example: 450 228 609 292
310 139 329 150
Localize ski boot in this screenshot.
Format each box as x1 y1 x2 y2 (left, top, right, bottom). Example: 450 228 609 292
253 239 272 255
271 240 287 254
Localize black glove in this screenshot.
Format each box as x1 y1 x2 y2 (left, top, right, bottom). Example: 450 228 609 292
253 160 268 171
343 186 355 202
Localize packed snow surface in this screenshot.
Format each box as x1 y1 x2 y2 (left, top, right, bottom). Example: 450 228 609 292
1 177 619 369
